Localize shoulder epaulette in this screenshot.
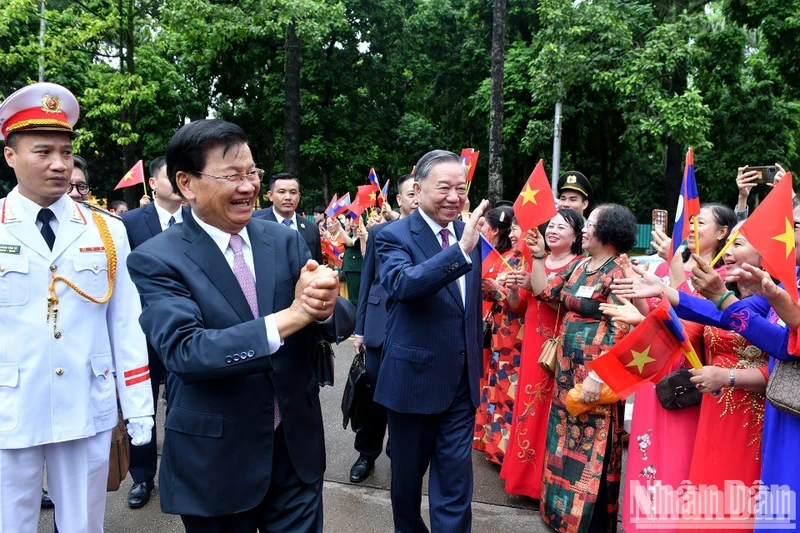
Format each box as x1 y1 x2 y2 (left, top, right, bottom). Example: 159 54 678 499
79 201 123 221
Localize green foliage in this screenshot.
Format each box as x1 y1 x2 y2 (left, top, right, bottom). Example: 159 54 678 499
0 0 798 218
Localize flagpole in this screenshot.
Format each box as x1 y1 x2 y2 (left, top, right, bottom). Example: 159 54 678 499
693 218 700 255
709 230 740 267
143 179 147 197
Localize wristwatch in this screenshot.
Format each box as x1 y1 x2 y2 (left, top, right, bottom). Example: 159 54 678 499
729 368 736 387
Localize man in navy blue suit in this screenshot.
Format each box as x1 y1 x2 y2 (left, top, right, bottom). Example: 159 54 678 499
349 173 419 483
120 155 190 509
252 172 322 264
375 150 488 532
127 119 352 532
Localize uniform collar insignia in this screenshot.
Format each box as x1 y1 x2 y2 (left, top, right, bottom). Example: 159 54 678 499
72 202 87 224
0 199 17 223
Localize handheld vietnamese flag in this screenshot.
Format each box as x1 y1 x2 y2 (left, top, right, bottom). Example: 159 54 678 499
324 194 339 217
461 148 480 194
357 184 380 209
588 298 685 399
114 160 145 191
513 159 558 233
668 148 701 262
737 172 798 303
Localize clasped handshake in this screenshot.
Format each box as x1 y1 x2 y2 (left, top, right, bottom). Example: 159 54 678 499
291 260 339 324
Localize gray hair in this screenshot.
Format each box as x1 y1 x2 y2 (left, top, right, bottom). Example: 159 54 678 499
413 150 465 182
72 154 89 183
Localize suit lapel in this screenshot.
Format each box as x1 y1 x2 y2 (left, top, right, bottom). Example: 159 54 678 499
411 211 463 309
248 221 277 316
264 207 277 222
144 203 162 237
183 213 254 323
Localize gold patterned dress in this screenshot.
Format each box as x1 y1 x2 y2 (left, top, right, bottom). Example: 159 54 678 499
538 257 630 533
686 326 767 533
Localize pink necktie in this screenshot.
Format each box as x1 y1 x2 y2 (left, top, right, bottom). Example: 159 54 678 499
229 234 281 429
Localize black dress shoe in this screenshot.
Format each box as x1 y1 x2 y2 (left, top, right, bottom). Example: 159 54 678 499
128 481 153 509
41 488 54 509
349 455 375 483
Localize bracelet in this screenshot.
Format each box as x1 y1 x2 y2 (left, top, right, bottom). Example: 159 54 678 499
532 254 546 260
716 290 735 310
729 368 736 387
587 371 604 384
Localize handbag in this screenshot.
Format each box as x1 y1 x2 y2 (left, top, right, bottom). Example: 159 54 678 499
107 400 130 491
766 359 800 416
655 368 702 410
341 347 369 431
538 304 562 378
312 338 335 387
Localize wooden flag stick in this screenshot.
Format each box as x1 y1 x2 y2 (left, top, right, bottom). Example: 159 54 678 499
693 217 700 255
709 230 740 268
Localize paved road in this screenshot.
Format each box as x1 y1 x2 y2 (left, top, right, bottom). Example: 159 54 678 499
38 338 552 532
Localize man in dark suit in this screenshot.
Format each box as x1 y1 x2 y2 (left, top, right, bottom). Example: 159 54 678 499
120 155 190 509
349 172 418 483
252 172 322 263
127 119 352 532
374 150 488 533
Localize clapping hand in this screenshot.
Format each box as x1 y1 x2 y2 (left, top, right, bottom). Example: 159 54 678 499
458 199 489 254
599 296 645 326
611 263 664 299
726 263 781 298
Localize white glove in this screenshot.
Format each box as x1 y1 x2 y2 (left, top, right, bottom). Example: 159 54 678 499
126 416 154 446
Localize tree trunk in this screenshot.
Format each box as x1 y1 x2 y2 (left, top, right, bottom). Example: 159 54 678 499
321 165 330 204
283 23 301 177
487 0 507 205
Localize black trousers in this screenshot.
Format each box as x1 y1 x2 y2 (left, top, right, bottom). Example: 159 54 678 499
353 345 388 459
129 348 164 484
180 425 323 533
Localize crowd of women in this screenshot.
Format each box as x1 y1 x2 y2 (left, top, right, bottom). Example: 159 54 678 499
468 170 800 533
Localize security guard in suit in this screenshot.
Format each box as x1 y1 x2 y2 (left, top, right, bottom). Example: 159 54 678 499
556 170 593 217
0 82 154 533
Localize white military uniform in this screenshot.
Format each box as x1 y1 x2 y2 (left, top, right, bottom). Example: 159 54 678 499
0 187 154 533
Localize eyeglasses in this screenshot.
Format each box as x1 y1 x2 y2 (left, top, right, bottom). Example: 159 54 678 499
68 182 90 194
191 169 264 184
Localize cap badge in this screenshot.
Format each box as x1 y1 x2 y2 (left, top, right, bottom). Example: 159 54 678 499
566 175 577 184
41 95 62 114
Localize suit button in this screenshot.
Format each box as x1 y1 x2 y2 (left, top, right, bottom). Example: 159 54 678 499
233 354 240 362
247 350 255 358
460 350 467 356
225 356 233 364
454 262 460 268
54 331 62 339
50 264 57 272
93 264 99 271
55 368 64 376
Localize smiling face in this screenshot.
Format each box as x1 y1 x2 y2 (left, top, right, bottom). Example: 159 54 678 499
545 213 577 254
723 225 761 270
581 208 603 254
510 221 521 247
175 142 258 234
268 178 300 219
415 161 466 227
4 131 73 207
686 207 728 255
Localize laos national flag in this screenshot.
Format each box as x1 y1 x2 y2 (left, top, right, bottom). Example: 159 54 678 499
368 168 380 188
480 235 505 279
330 192 351 217
324 194 339 217
668 148 700 263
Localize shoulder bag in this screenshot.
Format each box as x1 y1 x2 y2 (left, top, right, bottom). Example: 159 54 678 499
766 359 800 417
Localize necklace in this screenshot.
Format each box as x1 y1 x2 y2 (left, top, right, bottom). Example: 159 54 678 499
584 253 619 275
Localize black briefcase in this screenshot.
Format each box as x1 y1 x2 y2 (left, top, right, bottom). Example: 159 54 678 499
312 338 335 387
341 347 369 431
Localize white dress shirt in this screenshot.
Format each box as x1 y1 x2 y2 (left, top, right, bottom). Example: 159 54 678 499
153 200 184 231
273 210 298 230
418 208 472 305
18 192 72 237
193 215 283 354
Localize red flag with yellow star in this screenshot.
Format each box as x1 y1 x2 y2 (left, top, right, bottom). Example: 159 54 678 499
113 160 145 190
460 148 480 185
737 172 798 303
513 159 557 234
587 298 684 399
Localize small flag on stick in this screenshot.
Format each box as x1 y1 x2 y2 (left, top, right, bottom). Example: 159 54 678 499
114 160 145 191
